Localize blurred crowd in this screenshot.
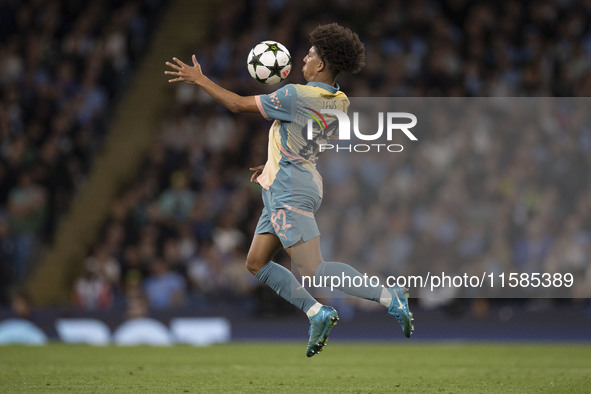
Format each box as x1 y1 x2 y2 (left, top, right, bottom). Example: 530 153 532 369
319 97 591 305
0 0 166 303
3 0 591 313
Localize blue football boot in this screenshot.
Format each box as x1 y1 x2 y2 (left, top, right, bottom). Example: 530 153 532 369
306 306 339 357
386 287 414 338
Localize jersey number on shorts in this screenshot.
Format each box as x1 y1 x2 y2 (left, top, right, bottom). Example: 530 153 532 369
271 209 291 239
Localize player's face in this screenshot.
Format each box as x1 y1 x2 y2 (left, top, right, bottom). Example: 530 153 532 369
302 46 322 81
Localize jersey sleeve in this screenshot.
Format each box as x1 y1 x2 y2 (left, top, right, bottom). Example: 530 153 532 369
255 84 297 122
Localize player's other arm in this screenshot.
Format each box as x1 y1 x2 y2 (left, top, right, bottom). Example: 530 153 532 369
249 165 265 184
165 55 258 114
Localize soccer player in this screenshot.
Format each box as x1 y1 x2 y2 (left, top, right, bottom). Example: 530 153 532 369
165 23 413 357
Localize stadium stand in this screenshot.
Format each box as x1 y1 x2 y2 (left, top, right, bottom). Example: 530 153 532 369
0 1 590 329
0 0 168 303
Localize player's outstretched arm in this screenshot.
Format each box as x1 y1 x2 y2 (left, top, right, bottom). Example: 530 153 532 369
165 55 258 113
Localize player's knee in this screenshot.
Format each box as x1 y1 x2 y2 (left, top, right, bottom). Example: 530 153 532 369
245 254 264 275
292 259 319 277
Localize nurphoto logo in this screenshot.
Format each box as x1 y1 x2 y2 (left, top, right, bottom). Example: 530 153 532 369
306 109 418 153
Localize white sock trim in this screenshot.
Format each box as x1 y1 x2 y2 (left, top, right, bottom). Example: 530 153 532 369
306 302 323 317
379 287 392 307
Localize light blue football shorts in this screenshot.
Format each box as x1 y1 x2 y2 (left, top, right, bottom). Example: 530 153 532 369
254 187 321 249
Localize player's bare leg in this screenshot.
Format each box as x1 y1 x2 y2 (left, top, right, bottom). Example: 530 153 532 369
245 233 283 275
285 236 323 276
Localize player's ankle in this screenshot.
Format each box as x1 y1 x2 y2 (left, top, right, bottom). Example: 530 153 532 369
306 302 323 317
379 287 392 307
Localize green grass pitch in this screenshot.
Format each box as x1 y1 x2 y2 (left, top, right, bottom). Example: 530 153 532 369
2 342 590 393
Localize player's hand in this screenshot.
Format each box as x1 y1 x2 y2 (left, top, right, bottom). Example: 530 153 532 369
249 165 265 184
165 55 204 85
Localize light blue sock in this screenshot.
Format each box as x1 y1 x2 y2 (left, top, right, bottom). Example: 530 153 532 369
315 261 382 302
255 261 318 313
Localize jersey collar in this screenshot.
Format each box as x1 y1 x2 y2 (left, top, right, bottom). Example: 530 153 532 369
306 81 340 93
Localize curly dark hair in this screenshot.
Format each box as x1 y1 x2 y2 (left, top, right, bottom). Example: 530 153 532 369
309 23 365 77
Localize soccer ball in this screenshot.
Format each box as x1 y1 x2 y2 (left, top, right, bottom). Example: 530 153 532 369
247 41 292 85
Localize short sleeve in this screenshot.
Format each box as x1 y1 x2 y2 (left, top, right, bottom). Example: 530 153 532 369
255 84 297 122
